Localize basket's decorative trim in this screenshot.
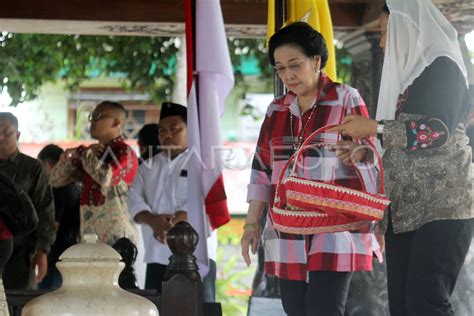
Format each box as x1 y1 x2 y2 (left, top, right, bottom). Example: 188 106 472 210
286 192 384 218
272 220 370 235
270 124 390 235
272 206 329 218
283 176 390 205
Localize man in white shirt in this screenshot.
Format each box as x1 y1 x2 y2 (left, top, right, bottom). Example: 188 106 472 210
128 102 218 302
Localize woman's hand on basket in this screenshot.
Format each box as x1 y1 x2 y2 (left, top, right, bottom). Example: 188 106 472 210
329 115 378 139
333 140 367 166
241 223 260 267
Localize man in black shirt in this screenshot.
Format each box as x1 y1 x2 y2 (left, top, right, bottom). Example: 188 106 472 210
0 112 55 289
38 144 80 289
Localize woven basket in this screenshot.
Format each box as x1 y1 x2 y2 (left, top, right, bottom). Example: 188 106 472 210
271 125 390 234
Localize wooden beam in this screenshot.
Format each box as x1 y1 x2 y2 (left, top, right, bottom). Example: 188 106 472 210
331 3 366 28
0 0 367 29
361 0 385 25
224 1 367 28
221 0 267 25
222 1 369 28
0 0 268 25
0 0 186 23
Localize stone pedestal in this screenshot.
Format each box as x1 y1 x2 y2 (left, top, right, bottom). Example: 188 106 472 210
21 234 158 316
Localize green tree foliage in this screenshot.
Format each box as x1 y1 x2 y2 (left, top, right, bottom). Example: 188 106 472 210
335 46 352 83
0 33 271 107
0 32 351 107
0 33 178 106
228 37 352 89
228 38 273 91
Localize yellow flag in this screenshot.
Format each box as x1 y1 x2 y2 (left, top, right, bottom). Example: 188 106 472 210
266 0 337 81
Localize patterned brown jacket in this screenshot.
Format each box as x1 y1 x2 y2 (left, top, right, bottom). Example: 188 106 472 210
379 57 473 234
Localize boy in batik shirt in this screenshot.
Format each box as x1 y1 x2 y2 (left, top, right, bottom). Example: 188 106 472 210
50 101 138 246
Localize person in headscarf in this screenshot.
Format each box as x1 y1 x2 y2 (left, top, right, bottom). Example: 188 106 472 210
331 1 473 315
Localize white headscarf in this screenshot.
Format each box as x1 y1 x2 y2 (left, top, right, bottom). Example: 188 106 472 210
375 0 469 121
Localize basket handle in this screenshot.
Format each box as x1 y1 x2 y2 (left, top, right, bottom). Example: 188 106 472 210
276 124 386 196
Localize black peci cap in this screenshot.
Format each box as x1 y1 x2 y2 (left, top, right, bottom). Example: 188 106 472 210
159 102 187 123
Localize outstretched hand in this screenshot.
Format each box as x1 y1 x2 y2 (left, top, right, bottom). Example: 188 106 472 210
329 115 378 139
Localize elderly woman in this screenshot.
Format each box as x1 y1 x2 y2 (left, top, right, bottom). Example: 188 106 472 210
240 22 382 316
333 1 474 315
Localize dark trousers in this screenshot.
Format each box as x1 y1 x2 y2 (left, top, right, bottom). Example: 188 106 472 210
385 216 473 316
2 241 36 289
145 259 217 302
278 271 353 316
145 262 166 293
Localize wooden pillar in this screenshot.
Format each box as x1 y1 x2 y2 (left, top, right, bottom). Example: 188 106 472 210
273 0 286 98
345 32 384 118
344 33 390 316
249 0 286 301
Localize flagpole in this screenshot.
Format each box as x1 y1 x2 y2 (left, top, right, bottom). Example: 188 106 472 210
185 0 195 96
191 0 199 107
250 0 287 296
274 0 286 97
184 0 232 281
186 0 200 124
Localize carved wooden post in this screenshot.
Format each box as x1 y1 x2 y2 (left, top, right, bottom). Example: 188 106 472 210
112 237 139 289
345 32 384 117
160 221 203 316
249 0 287 300
344 32 390 316
273 0 286 98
